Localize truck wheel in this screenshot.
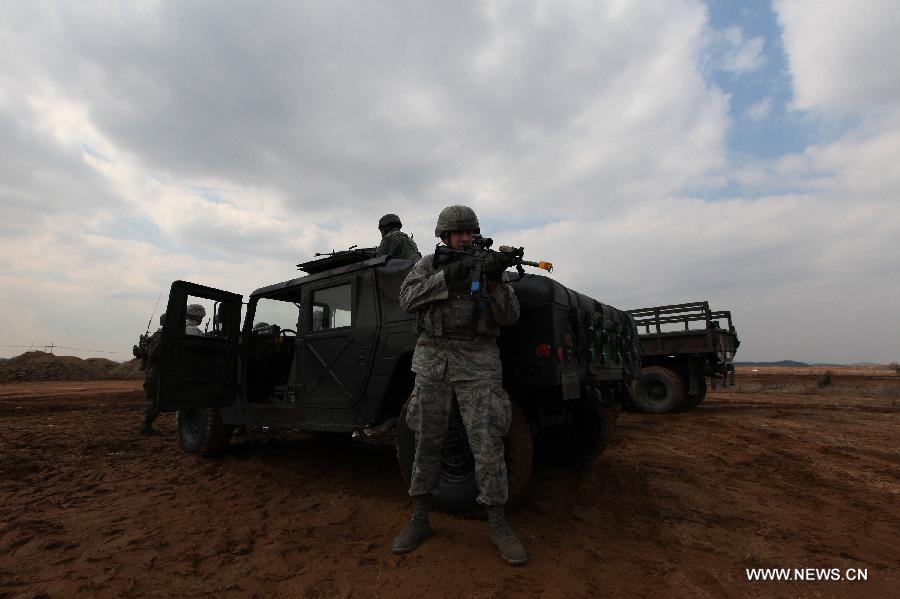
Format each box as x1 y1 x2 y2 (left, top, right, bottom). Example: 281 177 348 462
632 366 687 413
396 397 533 515
176 408 234 457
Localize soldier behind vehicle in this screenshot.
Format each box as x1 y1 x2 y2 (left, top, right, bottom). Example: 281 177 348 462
376 213 421 262
134 313 166 436
392 205 528 566
185 304 206 335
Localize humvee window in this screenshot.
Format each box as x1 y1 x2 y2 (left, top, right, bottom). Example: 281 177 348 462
311 284 351 330
186 295 214 336
209 301 239 339
253 297 301 333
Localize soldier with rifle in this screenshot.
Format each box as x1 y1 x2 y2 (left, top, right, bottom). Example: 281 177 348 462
133 312 165 436
393 205 548 566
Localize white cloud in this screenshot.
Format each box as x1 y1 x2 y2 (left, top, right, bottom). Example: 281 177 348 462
775 0 900 118
0 1 898 363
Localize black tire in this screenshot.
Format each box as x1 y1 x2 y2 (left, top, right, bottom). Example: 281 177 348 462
632 366 688 413
506 404 533 502
396 396 533 515
176 408 234 457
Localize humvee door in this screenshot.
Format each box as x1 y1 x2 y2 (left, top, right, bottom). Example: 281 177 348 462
158 280 242 412
298 272 378 410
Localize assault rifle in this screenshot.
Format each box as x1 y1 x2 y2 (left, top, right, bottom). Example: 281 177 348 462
433 235 553 297
132 334 150 370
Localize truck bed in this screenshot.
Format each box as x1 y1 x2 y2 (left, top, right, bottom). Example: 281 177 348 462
628 301 739 363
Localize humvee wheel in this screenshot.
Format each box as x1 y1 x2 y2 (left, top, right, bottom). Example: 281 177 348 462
176 408 234 457
396 396 533 515
567 404 616 464
632 366 687 413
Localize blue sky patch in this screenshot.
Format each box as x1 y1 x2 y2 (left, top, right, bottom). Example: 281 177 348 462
704 0 812 158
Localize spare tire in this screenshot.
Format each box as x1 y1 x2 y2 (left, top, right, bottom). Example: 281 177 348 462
632 366 687 413
176 408 234 457
396 396 532 514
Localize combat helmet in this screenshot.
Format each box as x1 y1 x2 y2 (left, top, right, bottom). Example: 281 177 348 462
434 205 480 238
378 213 402 230
186 304 206 321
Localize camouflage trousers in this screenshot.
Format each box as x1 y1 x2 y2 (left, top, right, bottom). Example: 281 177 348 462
406 374 512 506
141 371 160 427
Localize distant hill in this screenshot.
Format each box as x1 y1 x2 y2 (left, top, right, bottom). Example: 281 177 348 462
734 360 810 368
0 351 142 382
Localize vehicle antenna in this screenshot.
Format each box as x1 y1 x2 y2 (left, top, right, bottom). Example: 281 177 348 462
146 290 163 333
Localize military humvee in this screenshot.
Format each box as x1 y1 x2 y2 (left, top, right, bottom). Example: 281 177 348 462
158 249 639 512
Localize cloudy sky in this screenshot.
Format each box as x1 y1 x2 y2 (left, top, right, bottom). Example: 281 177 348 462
1 0 897 363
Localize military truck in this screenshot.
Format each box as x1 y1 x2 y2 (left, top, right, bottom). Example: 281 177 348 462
158 249 640 512
627 301 739 413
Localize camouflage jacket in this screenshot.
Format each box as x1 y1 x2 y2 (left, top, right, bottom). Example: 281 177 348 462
145 329 162 373
133 328 163 371
399 252 519 382
376 230 421 262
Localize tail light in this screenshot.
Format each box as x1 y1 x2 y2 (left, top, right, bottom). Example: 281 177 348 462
535 343 551 358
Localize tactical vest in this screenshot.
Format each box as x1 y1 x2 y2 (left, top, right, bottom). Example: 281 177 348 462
418 266 500 340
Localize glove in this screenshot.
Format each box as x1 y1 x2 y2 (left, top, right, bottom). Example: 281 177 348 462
483 252 509 281
443 259 471 282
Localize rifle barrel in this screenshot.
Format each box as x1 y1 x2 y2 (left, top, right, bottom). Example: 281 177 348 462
519 259 553 272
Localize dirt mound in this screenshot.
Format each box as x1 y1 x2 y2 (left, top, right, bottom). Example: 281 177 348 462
0 351 143 382
107 358 144 379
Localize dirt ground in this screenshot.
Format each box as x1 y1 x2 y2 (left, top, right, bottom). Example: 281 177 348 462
1 368 897 598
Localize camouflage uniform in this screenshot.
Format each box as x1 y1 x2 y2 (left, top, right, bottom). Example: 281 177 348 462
140 329 163 430
134 313 166 434
376 214 421 262
376 229 421 262
392 205 527 565
399 253 520 505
